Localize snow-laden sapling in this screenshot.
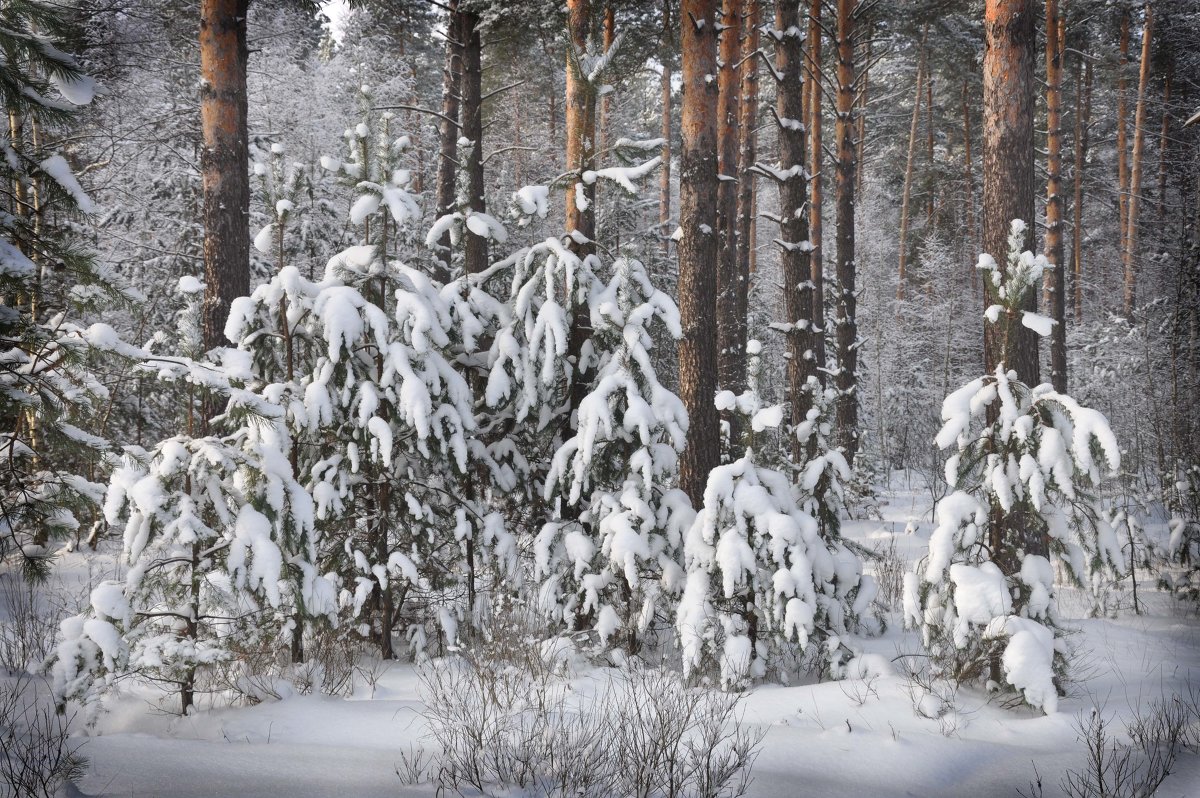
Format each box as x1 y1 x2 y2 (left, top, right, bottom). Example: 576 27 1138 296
904 222 1124 712
53 279 334 714
679 343 874 688
536 257 689 651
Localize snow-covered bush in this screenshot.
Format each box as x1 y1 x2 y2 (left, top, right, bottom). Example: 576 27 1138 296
679 344 874 688
904 222 1124 712
53 280 333 713
535 256 689 650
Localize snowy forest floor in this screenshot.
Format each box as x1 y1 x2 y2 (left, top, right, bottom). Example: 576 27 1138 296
33 476 1200 797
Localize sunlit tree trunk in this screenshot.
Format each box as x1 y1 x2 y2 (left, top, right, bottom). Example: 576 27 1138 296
200 0 251 352
1123 3 1153 319
677 0 721 504
982 0 1038 385
659 0 672 256
1043 0 1067 392
735 0 760 403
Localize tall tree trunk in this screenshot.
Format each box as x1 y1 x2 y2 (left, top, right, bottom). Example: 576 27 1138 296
1123 3 1153 319
982 0 1039 687
200 0 251 352
775 0 814 473
1070 58 1092 322
833 0 859 464
808 0 826 378
433 2 463 280
1158 63 1171 219
963 78 978 296
677 0 721 504
659 0 673 256
925 68 935 225
566 0 597 257
735 0 760 403
1116 10 1130 279
1044 0 1067 392
982 0 1039 385
717 0 745 408
460 11 487 277
855 21 872 195
897 29 927 303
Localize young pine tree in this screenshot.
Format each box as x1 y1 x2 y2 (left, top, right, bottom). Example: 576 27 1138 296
904 222 1124 713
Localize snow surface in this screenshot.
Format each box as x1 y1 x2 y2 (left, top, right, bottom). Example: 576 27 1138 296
32 475 1200 798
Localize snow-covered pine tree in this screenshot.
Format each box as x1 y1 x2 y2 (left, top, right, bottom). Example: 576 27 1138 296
904 221 1124 713
536 256 689 652
53 278 334 714
229 108 519 658
0 1 125 577
679 343 875 688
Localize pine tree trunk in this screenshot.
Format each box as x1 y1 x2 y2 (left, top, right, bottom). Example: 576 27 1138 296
565 0 598 536
1158 63 1171 219
982 0 1039 687
1070 59 1092 322
808 0 826 378
833 0 859 464
734 0 760 401
677 0 722 504
925 68 935 225
200 0 251 352
1123 4 1153 319
461 10 487 277
855 22 871 195
982 0 1039 385
963 78 978 296
659 0 672 256
1043 0 1067 392
433 2 463 280
776 0 814 473
897 29 926 303
717 0 745 407
1116 10 1130 280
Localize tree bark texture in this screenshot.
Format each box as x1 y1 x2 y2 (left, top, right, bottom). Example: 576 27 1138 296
775 0 814 473
833 0 859 464
1123 4 1153 319
1070 58 1092 322
1043 0 1067 392
717 0 745 401
982 0 1039 384
200 0 251 351
677 0 722 505
461 10 487 277
734 0 760 401
808 0 826 377
433 2 463 280
897 30 926 304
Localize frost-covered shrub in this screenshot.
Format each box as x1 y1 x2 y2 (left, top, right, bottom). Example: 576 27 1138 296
904 222 1124 712
52 280 335 713
421 652 761 798
536 257 689 650
0 676 87 798
679 344 874 688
